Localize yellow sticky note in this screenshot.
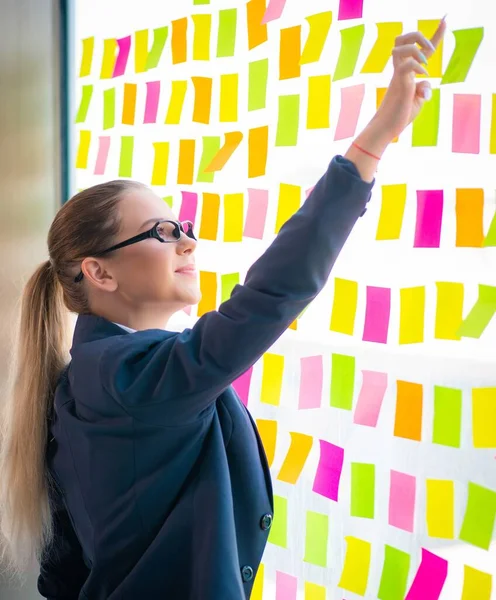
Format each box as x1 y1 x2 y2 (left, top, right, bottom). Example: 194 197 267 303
100 39 117 79
198 271 217 316
248 126 268 178
300 11 333 65
135 29 149 73
304 581 326 600
79 37 94 77
256 419 277 467
199 193 220 240
399 286 425 344
261 353 284 406
361 23 403 73
330 278 358 335
435 282 464 340
250 563 264 600
204 131 243 172
224 193 244 242
165 80 187 125
472 388 496 448
278 433 313 484
192 14 211 60
338 536 371 596
177 139 196 185
275 184 301 233
307 75 331 129
418 20 444 78
376 183 407 240
172 18 188 64
426 479 455 538
192 77 212 124
220 74 238 122
75 130 91 169
490 94 496 154
462 565 492 600
151 142 169 186
122 83 137 125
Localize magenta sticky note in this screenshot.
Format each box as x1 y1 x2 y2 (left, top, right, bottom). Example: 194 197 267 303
179 192 199 226
276 571 297 600
362 286 391 344
232 367 253 407
299 356 323 409
94 136 111 175
405 548 448 600
144 81 161 124
389 470 416 532
414 190 443 248
113 36 131 77
244 189 268 239
338 0 364 20
334 84 366 140
312 440 344 501
353 370 387 427
262 0 287 23
452 94 481 154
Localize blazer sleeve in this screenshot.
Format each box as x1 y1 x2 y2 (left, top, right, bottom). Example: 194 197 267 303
101 156 374 422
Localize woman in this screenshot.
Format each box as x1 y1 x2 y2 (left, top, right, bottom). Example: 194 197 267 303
0 24 445 600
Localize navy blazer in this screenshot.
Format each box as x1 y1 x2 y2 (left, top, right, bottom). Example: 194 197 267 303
38 156 373 599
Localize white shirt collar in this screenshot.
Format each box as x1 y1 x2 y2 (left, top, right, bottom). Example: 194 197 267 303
114 322 136 334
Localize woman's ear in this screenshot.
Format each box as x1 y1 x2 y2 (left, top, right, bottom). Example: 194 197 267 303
81 257 118 292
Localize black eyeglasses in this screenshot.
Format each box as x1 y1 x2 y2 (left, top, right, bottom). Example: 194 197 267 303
74 220 196 283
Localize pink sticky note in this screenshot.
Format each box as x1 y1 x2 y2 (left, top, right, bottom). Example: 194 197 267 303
276 571 297 600
144 81 161 124
262 0 286 23
338 0 364 20
452 94 481 154
299 356 323 409
362 286 391 344
353 370 387 427
94 136 111 175
179 192 198 226
183 305 192 315
414 190 443 248
113 36 131 77
405 548 448 600
232 367 253 407
244 189 268 239
334 84 366 140
312 440 344 501
389 470 416 532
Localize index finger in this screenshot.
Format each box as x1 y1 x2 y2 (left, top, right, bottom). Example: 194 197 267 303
426 17 447 58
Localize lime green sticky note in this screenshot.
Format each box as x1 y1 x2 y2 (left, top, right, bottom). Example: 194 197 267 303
163 196 173 207
432 386 462 448
217 9 237 57
457 284 496 338
75 84 93 123
119 136 134 178
197 136 221 183
441 28 484 85
351 463 375 519
472 387 496 448
193 0 209 4
331 353 355 410
412 88 440 146
248 59 269 111
378 545 411 600
334 25 365 81
103 88 116 130
459 482 496 550
268 495 287 548
145 27 169 70
303 511 328 567
275 95 300 147
221 273 240 303
484 210 496 246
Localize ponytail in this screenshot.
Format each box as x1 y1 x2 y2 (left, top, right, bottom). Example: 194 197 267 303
0 260 70 575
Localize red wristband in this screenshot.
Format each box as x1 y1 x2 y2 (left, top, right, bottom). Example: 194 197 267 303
352 142 381 161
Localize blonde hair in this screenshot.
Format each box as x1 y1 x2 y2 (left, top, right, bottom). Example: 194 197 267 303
0 180 145 575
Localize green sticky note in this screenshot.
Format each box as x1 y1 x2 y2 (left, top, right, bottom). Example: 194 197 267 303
378 545 411 600
103 88 115 130
75 85 93 123
217 9 237 57
432 386 462 448
197 136 221 183
221 273 240 303
412 88 440 146
193 0 209 4
145 27 169 70
351 463 375 518
268 495 287 548
163 196 173 207
459 482 496 550
119 136 134 178
483 210 496 246
303 511 328 567
334 25 365 81
275 95 300 147
441 28 484 85
331 353 355 410
457 284 496 338
248 59 269 111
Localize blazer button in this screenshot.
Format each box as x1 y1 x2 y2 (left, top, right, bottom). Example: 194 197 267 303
241 566 254 582
260 513 273 531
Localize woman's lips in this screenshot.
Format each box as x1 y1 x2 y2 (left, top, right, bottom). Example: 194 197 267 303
175 265 197 277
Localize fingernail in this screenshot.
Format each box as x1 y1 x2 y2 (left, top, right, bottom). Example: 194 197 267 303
423 87 432 101
441 13 448 22
420 52 428 64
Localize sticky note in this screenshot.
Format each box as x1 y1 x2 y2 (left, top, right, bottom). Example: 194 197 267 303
312 440 344 501
268 495 287 547
172 18 188 64
485 209 496 246
279 26 301 80
441 28 484 84
192 77 212 124
305 582 326 600
179 192 198 227
79 37 94 77
102 88 115 130
307 76 331 130
299 355 323 409
405 549 447 600
460 482 496 549
143 81 160 124
361 23 403 73
262 0 286 22
177 140 196 185
458 284 496 339
197 137 221 183
462 566 492 600
414 190 443 248
94 136 110 176
197 271 217 316
376 184 407 240
455 188 484 247
426 479 454 539
165 80 187 125
338 536 371 595
75 85 93 123
204 131 243 172
134 30 149 73
256 419 277 466
244 189 268 239
192 14 211 61
304 511 328 567
248 59 269 111
338 0 363 20
394 380 423 441
232 366 253 406
247 0 268 50
472 387 496 448
330 353 355 410
75 130 91 169
330 278 358 335
199 193 220 240
118 136 134 177
224 193 243 242
353 370 387 427
248 126 268 178
412 88 440 146
221 273 240 304
334 84 364 139
278 432 313 483
193 0 209 4
122 83 137 125
399 286 425 344
151 142 169 186
334 25 365 81
300 12 333 65
351 463 375 518
220 74 238 122
276 572 297 600
145 26 169 70
490 94 496 154
100 39 117 79
389 470 416 532
251 564 264 600
275 184 300 233
452 94 481 154
435 282 464 341
163 196 173 208
261 353 284 406
217 9 237 57
113 36 131 77
378 545 411 600
432 385 462 448
418 20 444 78
362 286 391 344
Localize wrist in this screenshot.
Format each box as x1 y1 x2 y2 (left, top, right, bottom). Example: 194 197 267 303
354 118 393 158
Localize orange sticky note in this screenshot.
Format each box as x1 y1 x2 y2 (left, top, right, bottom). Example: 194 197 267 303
247 0 268 50
220 74 238 122
248 126 268 178
122 83 137 125
79 37 94 77
177 139 196 185
151 142 170 186
277 432 313 484
224 193 244 242
261 353 284 406
199 193 220 240
394 380 423 441
456 189 484 247
275 184 301 233
192 77 212 124
256 419 277 467
172 18 188 64
165 80 188 125
377 88 398 142
280 26 301 80
100 39 117 79
204 131 243 172
198 271 217 316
